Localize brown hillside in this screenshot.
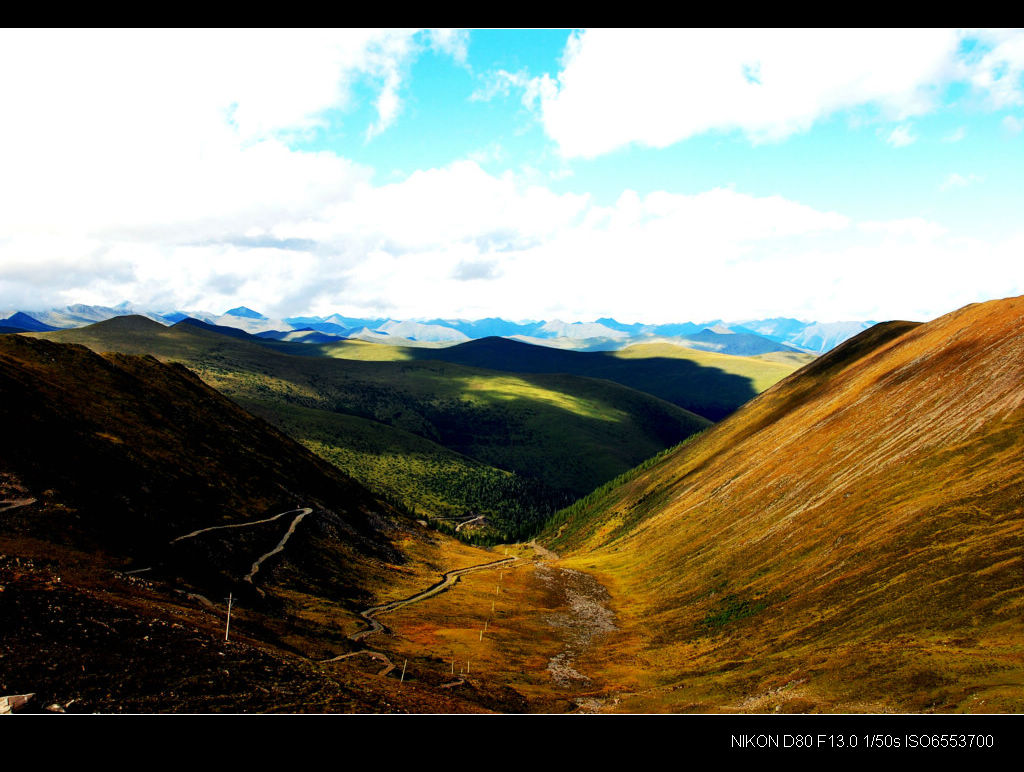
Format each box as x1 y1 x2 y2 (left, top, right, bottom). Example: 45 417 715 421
0 334 422 612
545 296 1024 712
0 334 520 712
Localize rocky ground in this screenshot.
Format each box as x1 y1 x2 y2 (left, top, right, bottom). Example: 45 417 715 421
536 564 617 690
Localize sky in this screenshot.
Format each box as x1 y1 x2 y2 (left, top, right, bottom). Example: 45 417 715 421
1 28 1023 324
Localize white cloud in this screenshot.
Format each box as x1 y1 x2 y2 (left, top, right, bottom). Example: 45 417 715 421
2 151 1020 323
237 175 854 321
0 28 463 312
426 29 469 65
466 143 505 165
960 28 1024 109
1004 115 1024 134
859 218 948 239
360 31 421 140
525 29 963 158
943 126 967 142
0 30 456 206
516 28 1024 158
939 172 984 191
1 29 1021 324
883 123 918 147
471 69 533 102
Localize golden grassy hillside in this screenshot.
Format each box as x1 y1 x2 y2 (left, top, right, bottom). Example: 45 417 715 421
543 296 1024 713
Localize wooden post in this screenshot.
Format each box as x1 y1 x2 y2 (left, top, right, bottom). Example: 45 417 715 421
451 658 455 674
224 592 233 642
467 659 470 674
479 629 483 641
484 620 489 632
401 659 407 684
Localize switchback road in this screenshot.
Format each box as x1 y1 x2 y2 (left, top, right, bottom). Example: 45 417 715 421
243 509 311 590
170 508 312 544
349 556 518 641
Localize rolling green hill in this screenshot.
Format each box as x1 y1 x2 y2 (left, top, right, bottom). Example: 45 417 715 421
318 335 813 421
32 317 710 540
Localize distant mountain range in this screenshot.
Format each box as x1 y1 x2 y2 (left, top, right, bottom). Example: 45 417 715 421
0 303 877 355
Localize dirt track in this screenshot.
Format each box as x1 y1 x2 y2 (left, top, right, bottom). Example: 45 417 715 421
170 508 312 544
243 510 311 589
349 556 518 641
0 498 36 513
169 507 313 597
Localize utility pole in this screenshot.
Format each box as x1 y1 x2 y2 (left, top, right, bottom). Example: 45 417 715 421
224 592 234 642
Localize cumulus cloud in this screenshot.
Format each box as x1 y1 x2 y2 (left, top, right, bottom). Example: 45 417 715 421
508 29 1024 158
859 218 948 240
426 29 470 65
2 151 1020 322
521 29 962 157
0 29 463 246
2 29 1021 324
453 258 501 280
960 28 1024 109
0 29 465 314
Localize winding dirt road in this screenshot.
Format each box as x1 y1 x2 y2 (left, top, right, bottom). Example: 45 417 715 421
243 510 311 588
0 498 36 513
169 508 312 596
349 556 518 642
321 650 396 676
454 515 484 533
170 508 312 544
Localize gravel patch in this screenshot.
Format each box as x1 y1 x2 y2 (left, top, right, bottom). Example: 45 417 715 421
543 567 616 688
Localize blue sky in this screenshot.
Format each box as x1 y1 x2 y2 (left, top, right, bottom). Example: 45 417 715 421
1 28 1022 323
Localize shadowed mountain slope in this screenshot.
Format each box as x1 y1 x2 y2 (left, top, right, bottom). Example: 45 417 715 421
542 296 1024 712
319 335 812 421
0 334 533 713
30 317 710 539
0 334 405 593
0 311 59 332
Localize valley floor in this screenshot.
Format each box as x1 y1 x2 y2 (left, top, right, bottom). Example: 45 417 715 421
348 541 620 712
0 518 621 713
6 510 1020 714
